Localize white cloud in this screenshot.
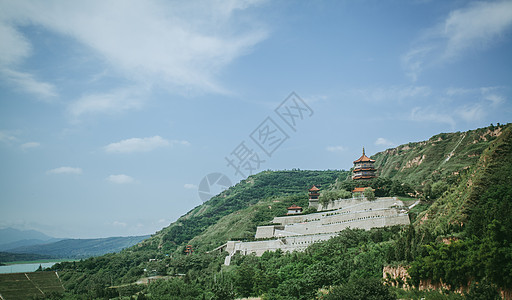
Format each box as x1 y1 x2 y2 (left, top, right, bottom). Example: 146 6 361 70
443 1 512 58
106 174 135 184
0 130 17 143
0 23 57 99
105 136 188 153
21 142 40 151
46 166 82 175
112 221 127 227
0 23 31 66
0 0 268 111
445 86 506 107
375 138 395 147
403 1 512 81
0 69 57 99
401 47 433 82
409 107 456 128
326 146 345 153
184 183 197 189
457 104 485 122
68 87 144 117
480 87 506 107
351 85 431 102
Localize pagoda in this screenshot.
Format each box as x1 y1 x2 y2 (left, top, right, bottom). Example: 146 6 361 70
308 185 320 209
352 147 377 180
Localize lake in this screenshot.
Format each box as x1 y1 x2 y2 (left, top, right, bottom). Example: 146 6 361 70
0 262 58 274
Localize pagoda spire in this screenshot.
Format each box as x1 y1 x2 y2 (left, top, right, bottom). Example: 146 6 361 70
362 147 365 156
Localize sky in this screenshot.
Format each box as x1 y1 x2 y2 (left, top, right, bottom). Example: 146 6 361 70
1 0 511 239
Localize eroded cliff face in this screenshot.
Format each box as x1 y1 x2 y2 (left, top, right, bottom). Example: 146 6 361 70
383 266 512 299
372 125 507 187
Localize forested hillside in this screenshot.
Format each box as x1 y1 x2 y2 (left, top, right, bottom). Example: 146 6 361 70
408 123 512 294
4 235 150 259
40 124 511 299
135 170 344 253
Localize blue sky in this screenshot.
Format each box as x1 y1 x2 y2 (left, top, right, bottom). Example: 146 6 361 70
1 0 511 238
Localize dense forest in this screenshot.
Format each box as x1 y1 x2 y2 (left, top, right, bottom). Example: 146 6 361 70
23 124 511 299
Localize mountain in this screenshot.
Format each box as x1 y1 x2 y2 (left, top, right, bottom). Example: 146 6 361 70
40 124 512 299
372 125 504 187
0 238 64 252
70 124 507 257
5 235 150 259
135 170 344 253
0 227 56 245
0 252 53 263
413 123 512 235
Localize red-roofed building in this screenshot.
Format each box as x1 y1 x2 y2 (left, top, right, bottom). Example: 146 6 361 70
308 185 320 210
309 185 320 199
287 205 303 215
352 147 377 180
352 187 376 198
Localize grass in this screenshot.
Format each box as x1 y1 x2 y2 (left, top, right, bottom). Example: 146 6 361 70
0 271 64 299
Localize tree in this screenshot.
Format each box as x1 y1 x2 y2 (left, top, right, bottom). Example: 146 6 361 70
465 280 501 300
234 258 256 297
364 187 375 201
323 278 396 300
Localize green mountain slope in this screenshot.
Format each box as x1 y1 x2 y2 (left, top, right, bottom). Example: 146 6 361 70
136 170 345 253
406 124 512 291
413 123 512 236
372 125 505 187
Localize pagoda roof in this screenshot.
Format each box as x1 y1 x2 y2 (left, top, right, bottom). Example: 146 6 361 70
309 185 320 191
353 147 375 164
287 204 302 210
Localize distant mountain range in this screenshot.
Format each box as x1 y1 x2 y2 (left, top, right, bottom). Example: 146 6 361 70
0 227 150 261
0 227 58 248
4 236 150 259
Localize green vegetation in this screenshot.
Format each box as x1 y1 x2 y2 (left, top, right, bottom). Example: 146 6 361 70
372 125 506 187
407 123 512 292
323 278 396 300
138 169 345 253
5 236 150 259
0 251 53 263
0 272 64 300
364 187 376 201
319 188 352 205
8 123 510 299
334 176 415 198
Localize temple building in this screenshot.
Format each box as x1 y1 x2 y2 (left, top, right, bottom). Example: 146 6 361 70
308 185 320 209
352 147 377 180
287 205 303 215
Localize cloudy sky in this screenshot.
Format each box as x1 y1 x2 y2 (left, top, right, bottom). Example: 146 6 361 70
1 0 511 238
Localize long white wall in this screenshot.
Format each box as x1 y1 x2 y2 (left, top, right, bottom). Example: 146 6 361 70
224 197 410 263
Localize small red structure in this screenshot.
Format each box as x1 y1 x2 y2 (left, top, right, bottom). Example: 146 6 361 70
352 187 375 198
185 245 194 255
352 187 367 193
309 185 320 200
352 147 377 180
287 205 303 215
